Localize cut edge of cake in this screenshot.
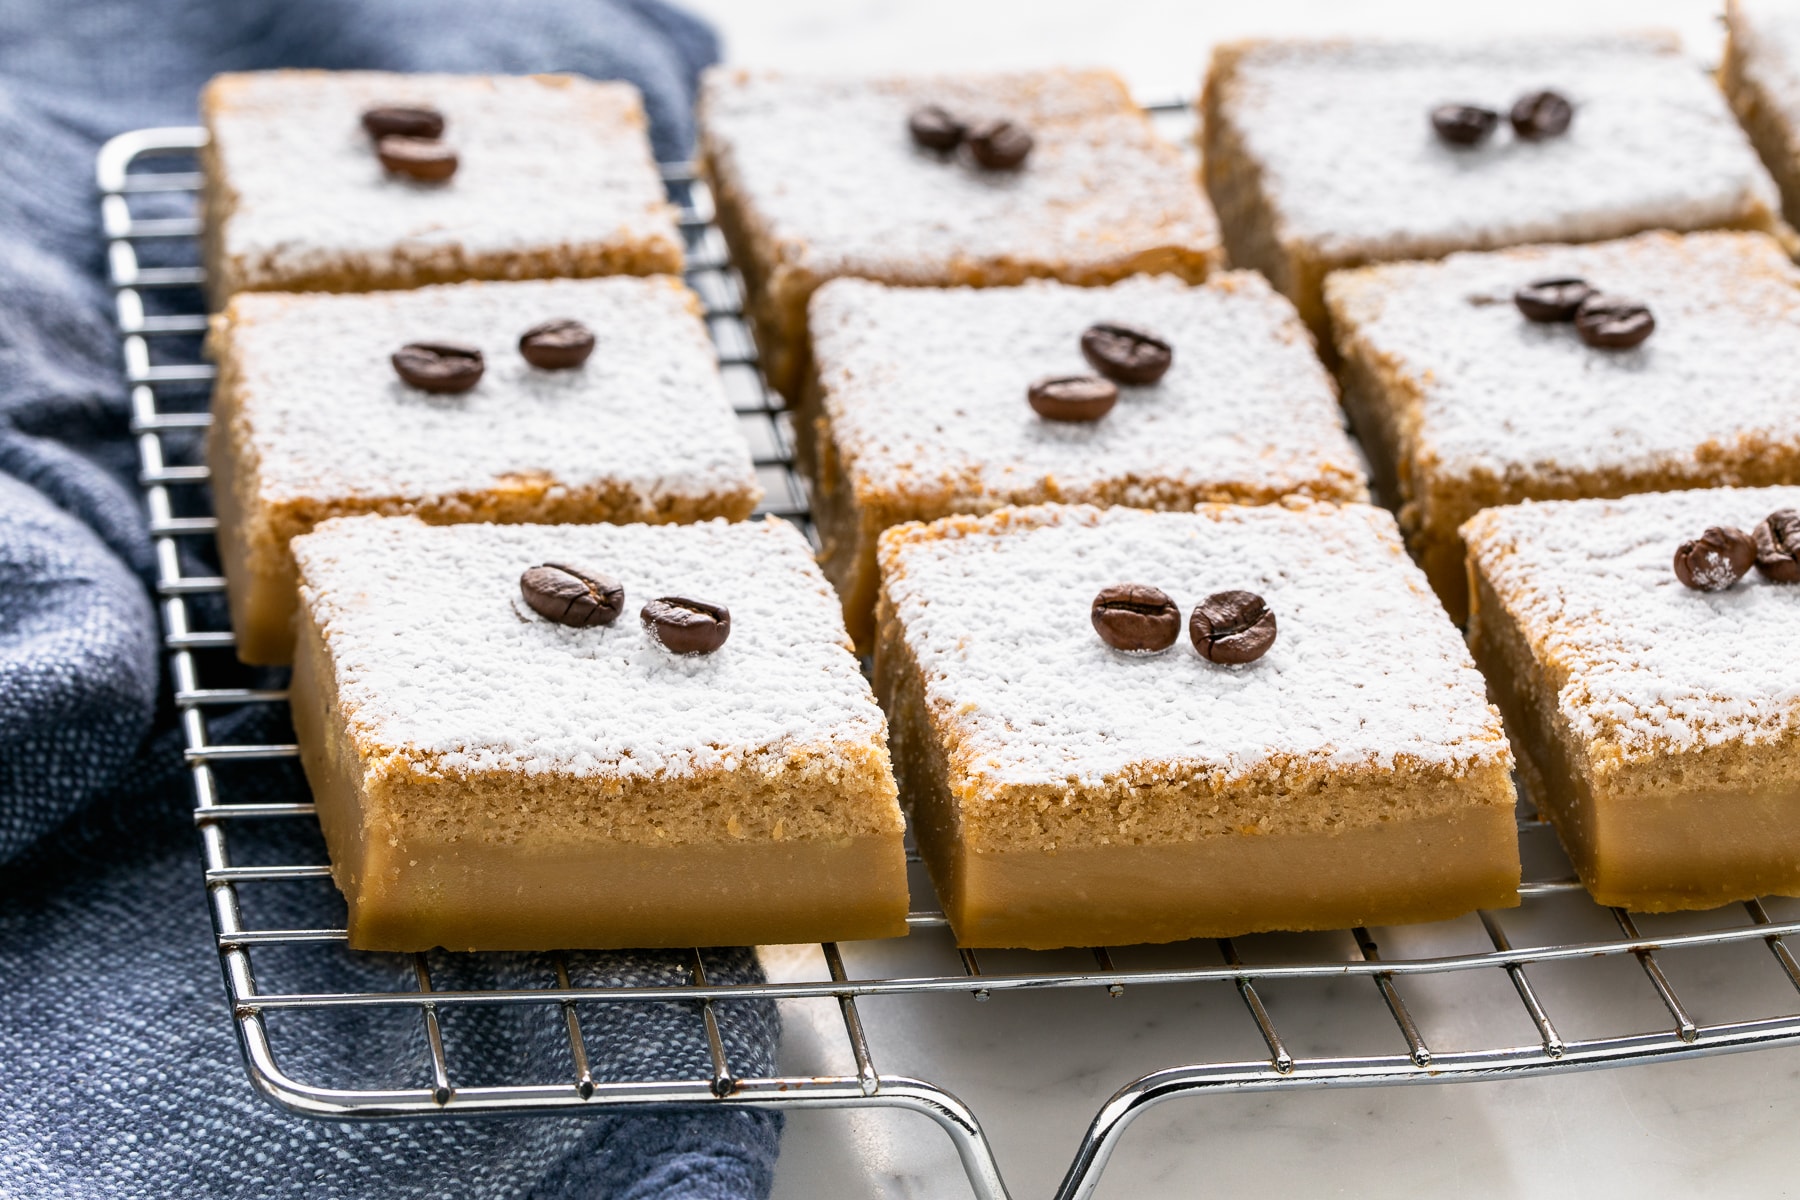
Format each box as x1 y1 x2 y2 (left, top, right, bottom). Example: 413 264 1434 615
873 503 1520 949
289 513 912 951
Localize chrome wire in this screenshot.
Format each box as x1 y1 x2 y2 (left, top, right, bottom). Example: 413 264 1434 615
99 121 1800 1200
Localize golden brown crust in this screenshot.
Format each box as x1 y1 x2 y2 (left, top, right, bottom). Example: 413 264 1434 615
1467 537 1800 910
878 558 1508 852
292 605 909 950
1722 3 1800 236
874 504 1520 947
877 568 1517 947
1201 42 1374 353
1202 47 1297 292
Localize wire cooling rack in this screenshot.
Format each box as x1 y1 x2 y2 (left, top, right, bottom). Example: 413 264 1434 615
98 112 1800 1200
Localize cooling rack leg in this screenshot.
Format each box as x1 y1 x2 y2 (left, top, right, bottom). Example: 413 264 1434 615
1745 900 1800 994
1049 1074 1164 1200
413 955 453 1104
552 954 595 1098
1612 909 1698 1043
822 942 880 1095
690 949 737 1097
1219 938 1293 1073
865 1078 1013 1200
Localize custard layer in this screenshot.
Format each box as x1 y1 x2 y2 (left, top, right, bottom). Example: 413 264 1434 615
931 808 1520 950
878 590 1520 949
291 598 911 951
1469 566 1800 910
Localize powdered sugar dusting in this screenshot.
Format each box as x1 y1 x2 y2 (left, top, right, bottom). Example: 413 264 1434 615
294 516 886 778
1464 487 1800 757
207 71 679 283
1325 232 1800 485
1222 36 1780 259
881 504 1507 787
699 68 1219 281
1688 551 1745 591
813 274 1367 504
221 276 759 510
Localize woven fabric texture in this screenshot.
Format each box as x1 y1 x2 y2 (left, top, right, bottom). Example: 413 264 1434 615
0 3 784 1196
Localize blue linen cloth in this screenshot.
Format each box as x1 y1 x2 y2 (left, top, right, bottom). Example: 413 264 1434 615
0 2 786 1196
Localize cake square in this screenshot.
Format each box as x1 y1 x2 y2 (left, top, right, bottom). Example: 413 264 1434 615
1326 230 1800 623
1725 0 1800 228
698 68 1222 400
1203 34 1787 344
201 70 682 298
874 503 1519 950
809 273 1369 648
289 514 910 951
207 275 761 664
1463 487 1800 911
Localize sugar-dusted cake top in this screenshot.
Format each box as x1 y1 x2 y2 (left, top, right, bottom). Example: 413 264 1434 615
699 68 1219 280
1213 35 1781 258
879 503 1507 787
1325 231 1800 484
204 70 679 279
812 274 1367 505
294 515 886 778
216 276 758 508
1464 486 1800 758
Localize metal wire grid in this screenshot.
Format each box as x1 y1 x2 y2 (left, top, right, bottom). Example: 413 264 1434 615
97 117 1800 1200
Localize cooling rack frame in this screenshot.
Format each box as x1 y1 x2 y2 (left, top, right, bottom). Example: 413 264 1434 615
98 116 1800 1200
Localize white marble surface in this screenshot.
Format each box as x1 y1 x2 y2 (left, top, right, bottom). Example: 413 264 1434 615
753 871 1800 1199
679 3 1800 1196
684 0 1727 104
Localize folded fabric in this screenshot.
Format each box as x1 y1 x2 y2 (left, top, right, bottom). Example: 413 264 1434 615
0 2 784 1196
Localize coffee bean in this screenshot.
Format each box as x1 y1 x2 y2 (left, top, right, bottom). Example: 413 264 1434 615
362 105 445 140
642 596 731 654
908 105 966 151
1510 90 1573 140
518 318 596 369
391 341 484 393
1091 583 1180 653
1513 277 1594 323
1673 526 1756 591
1028 375 1117 423
1080 322 1174 385
377 135 458 183
967 119 1033 169
1431 103 1499 147
1574 294 1655 349
1189 590 1277 664
1753 508 1800 583
520 563 624 628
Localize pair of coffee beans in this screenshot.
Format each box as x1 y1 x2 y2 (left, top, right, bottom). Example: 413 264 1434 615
1029 322 1175 423
907 105 1033 169
391 318 596 394
1091 583 1277 665
1513 277 1654 350
363 105 458 183
1432 89 1572 147
520 563 732 654
1674 510 1800 592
